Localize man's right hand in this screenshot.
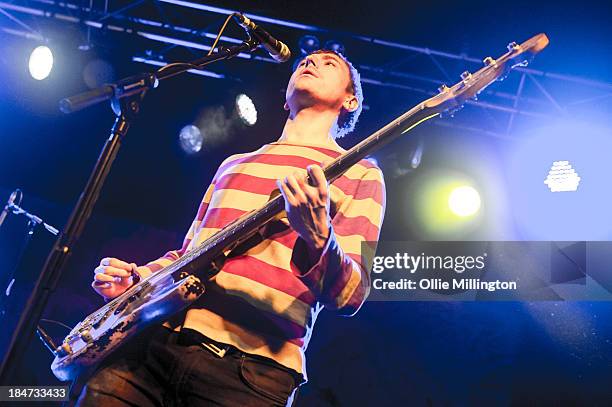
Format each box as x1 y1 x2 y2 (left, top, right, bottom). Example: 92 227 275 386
92 257 141 300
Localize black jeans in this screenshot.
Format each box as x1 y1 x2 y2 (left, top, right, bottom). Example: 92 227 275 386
74 325 302 407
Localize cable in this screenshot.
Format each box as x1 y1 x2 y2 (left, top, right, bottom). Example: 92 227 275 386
156 61 199 73
157 13 237 74
207 13 235 56
40 318 73 331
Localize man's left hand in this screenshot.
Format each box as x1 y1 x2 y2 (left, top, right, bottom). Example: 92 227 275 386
277 164 331 252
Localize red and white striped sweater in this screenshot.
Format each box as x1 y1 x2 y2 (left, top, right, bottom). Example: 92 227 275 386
139 141 386 377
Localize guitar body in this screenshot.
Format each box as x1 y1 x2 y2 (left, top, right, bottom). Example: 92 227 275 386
50 33 548 382
51 273 204 381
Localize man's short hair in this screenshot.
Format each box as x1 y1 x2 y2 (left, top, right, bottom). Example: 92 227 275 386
295 50 363 139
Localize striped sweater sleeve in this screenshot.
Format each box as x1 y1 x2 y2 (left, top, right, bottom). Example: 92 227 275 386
295 166 386 316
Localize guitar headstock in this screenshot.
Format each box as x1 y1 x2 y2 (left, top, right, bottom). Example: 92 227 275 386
423 33 549 116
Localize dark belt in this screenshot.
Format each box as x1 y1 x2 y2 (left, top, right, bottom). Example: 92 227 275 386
174 328 305 385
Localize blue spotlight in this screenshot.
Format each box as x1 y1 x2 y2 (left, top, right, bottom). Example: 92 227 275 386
324 39 345 56
298 35 320 55
179 124 203 154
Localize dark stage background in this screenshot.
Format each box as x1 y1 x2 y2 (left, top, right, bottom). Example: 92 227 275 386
1 0 611 405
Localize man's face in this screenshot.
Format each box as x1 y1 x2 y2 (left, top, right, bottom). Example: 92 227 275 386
285 52 357 116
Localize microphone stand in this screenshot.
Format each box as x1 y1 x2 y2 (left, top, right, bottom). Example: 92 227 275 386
0 203 55 319
0 37 260 384
0 200 59 350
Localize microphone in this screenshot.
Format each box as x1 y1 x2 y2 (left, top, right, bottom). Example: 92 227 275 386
0 189 21 229
233 13 291 63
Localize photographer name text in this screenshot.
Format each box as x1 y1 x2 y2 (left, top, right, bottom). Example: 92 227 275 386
373 278 517 292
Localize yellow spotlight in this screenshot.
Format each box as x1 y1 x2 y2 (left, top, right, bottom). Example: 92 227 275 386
411 171 484 239
448 185 481 217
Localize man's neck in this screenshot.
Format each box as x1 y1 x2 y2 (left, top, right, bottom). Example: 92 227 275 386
278 107 341 149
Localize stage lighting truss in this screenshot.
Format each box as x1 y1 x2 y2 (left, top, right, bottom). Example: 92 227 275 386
0 0 610 140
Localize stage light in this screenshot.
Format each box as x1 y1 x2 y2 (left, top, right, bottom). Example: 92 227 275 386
324 40 345 56
410 170 491 239
28 45 53 80
235 94 257 126
179 124 203 154
448 185 481 217
411 139 424 169
544 160 580 192
298 35 320 55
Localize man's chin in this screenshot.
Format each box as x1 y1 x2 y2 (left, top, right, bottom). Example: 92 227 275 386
287 89 320 108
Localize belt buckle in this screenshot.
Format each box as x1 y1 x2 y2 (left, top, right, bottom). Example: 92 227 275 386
201 341 229 358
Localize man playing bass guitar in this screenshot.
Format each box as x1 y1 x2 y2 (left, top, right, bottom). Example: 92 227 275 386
77 49 386 406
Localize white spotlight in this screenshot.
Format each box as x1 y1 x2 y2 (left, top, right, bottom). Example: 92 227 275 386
179 124 203 154
29 45 54 80
544 160 580 192
235 94 257 126
448 185 481 217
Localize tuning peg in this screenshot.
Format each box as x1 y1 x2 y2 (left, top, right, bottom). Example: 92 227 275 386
507 41 520 52
438 84 450 93
460 71 472 81
483 56 496 67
